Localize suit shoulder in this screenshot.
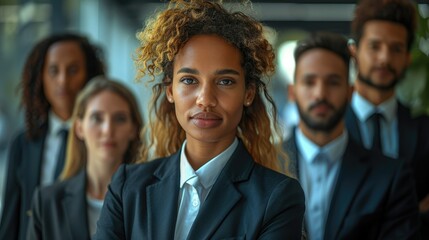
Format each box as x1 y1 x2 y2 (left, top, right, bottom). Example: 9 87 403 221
113 157 170 189
252 163 301 192
122 157 168 176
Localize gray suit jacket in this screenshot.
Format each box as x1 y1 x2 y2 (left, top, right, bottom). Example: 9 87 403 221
94 141 305 240
26 170 91 240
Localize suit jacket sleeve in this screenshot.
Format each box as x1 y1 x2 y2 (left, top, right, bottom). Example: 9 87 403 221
0 134 23 239
378 161 420 239
26 188 43 240
93 164 127 240
259 177 305 240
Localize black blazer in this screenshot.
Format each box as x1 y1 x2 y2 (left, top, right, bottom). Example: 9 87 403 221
93 141 305 240
26 170 90 240
0 128 47 240
285 133 420 240
346 102 429 238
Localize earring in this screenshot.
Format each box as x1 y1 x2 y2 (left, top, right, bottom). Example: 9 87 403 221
246 101 251 106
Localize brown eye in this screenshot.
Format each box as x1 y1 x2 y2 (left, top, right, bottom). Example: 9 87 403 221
218 79 234 86
90 113 103 123
48 66 58 76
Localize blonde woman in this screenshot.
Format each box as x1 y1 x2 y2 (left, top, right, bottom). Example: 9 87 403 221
27 77 144 240
95 1 305 239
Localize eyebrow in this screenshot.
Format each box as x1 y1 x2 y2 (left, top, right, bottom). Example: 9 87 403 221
176 67 240 76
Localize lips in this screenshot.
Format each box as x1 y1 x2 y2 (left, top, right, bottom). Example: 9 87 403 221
372 66 396 77
190 112 222 128
101 141 117 148
309 102 334 116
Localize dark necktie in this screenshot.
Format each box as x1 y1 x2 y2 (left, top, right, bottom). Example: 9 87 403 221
371 113 383 152
54 128 69 180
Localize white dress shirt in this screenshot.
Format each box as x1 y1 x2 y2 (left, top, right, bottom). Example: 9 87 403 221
351 92 398 158
296 128 347 240
40 111 71 186
174 138 238 240
87 195 104 238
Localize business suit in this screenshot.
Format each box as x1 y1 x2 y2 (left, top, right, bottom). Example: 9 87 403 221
26 169 90 240
94 141 305 240
346 102 429 238
285 132 420 240
0 127 48 240
346 102 429 202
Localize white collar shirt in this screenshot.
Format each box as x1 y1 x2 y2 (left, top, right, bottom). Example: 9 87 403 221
174 138 238 240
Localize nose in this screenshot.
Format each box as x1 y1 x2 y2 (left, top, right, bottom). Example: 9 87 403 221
196 83 217 110
314 81 328 101
101 119 114 137
57 70 68 87
377 45 390 65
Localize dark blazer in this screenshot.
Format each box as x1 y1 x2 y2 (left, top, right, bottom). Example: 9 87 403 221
93 141 305 240
285 133 420 240
346 102 429 238
0 128 47 240
26 170 90 240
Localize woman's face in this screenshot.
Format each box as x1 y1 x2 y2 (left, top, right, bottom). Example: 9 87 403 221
43 40 87 120
167 34 255 148
76 90 136 166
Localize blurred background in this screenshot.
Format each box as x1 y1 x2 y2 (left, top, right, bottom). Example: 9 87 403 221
0 0 428 201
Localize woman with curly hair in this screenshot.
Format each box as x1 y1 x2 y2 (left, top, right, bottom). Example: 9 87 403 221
27 77 144 239
0 33 105 240
94 1 304 239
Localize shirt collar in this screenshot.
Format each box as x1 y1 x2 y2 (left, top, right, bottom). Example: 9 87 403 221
48 111 71 135
179 138 238 190
352 92 397 122
296 128 348 164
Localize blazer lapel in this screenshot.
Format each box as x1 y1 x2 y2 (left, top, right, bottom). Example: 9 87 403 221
63 170 90 240
284 130 299 178
18 132 45 217
147 153 181 240
187 142 253 240
324 140 370 240
397 103 417 162
345 107 363 145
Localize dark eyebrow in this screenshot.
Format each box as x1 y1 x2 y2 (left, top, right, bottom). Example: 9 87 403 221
215 69 240 75
177 67 241 76
177 67 199 74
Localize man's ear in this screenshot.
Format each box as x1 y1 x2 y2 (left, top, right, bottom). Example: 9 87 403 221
349 43 357 58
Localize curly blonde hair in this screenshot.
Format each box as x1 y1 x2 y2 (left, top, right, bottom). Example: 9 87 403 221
136 0 288 173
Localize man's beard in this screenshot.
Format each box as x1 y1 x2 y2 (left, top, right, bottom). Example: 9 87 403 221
357 65 406 91
296 99 348 133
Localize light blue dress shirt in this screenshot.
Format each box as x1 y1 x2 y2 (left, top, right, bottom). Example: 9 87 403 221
351 92 398 158
41 111 71 186
174 138 238 240
296 128 347 240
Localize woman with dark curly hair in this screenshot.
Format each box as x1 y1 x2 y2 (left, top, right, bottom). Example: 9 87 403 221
0 33 105 240
94 1 304 239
